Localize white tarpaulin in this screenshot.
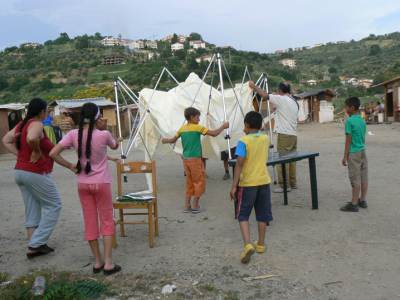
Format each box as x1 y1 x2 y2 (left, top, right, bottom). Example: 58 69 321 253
136 72 254 159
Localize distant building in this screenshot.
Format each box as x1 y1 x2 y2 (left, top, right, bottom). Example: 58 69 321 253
359 79 374 88
102 55 125 65
0 103 27 154
279 58 296 69
178 35 187 43
21 42 41 48
171 43 184 51
306 80 317 86
294 47 303 51
195 54 213 64
372 75 400 122
128 40 145 50
145 40 158 49
313 43 324 48
275 49 285 54
295 89 336 123
162 34 174 42
347 78 359 86
189 40 206 49
337 41 346 44
101 36 121 46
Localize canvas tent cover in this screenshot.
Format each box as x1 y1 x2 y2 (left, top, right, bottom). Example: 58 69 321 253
136 72 254 159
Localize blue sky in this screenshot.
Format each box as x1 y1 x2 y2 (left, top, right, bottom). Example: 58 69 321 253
1 0 399 52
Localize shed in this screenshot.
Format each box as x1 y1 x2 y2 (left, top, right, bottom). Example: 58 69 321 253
294 89 335 123
49 97 117 134
0 103 27 154
371 76 400 122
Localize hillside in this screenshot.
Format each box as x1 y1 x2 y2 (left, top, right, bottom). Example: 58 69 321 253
0 32 399 104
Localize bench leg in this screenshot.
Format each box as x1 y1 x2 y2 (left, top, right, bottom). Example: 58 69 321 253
148 204 154 248
154 202 159 237
309 157 319 209
282 163 288 205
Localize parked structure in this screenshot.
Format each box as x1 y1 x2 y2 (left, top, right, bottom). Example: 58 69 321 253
0 103 26 154
295 89 335 123
49 97 117 134
372 75 400 122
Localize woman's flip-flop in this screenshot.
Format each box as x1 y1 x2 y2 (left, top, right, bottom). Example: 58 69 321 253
103 264 122 276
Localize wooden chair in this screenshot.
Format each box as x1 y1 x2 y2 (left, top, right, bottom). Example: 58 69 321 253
113 161 159 248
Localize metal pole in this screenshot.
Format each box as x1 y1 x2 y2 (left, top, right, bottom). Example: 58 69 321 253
164 68 193 100
265 76 274 142
116 81 143 154
264 75 277 185
221 59 245 117
190 54 216 107
114 81 124 158
216 53 231 159
125 67 166 156
118 76 140 101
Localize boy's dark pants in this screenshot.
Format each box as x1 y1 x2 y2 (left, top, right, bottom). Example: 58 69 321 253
236 184 273 222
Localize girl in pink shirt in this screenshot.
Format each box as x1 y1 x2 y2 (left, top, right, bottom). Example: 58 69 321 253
50 102 121 275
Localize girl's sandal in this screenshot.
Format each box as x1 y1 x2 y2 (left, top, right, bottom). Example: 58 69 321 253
93 264 104 274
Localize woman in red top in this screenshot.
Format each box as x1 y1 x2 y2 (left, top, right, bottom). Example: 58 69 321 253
2 98 75 259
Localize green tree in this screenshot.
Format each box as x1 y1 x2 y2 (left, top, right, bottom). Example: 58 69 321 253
369 44 381 56
189 32 202 41
171 33 178 44
75 35 90 49
328 66 337 74
54 32 71 44
4 46 18 53
38 79 54 91
0 77 8 91
174 49 186 60
9 77 30 92
94 32 103 40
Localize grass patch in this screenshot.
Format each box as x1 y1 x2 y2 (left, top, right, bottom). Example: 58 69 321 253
0 270 109 300
0 272 10 284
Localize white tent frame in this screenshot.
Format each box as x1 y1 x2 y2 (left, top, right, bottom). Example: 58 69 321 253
113 53 277 168
116 52 251 160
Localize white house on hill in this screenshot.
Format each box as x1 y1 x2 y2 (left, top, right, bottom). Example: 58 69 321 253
189 40 206 49
171 43 184 51
279 59 296 69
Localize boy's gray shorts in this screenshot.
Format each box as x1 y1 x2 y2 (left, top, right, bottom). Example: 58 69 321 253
348 150 368 186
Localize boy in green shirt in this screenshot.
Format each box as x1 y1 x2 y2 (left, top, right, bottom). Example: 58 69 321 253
162 107 228 213
341 97 368 212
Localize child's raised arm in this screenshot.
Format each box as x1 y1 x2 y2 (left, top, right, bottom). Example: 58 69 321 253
161 135 179 144
207 122 229 137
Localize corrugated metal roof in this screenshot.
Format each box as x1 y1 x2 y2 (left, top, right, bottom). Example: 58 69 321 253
0 103 27 110
371 75 400 88
49 97 115 109
295 89 335 99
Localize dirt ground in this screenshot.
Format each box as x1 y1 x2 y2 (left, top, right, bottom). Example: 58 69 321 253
1 122 400 299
